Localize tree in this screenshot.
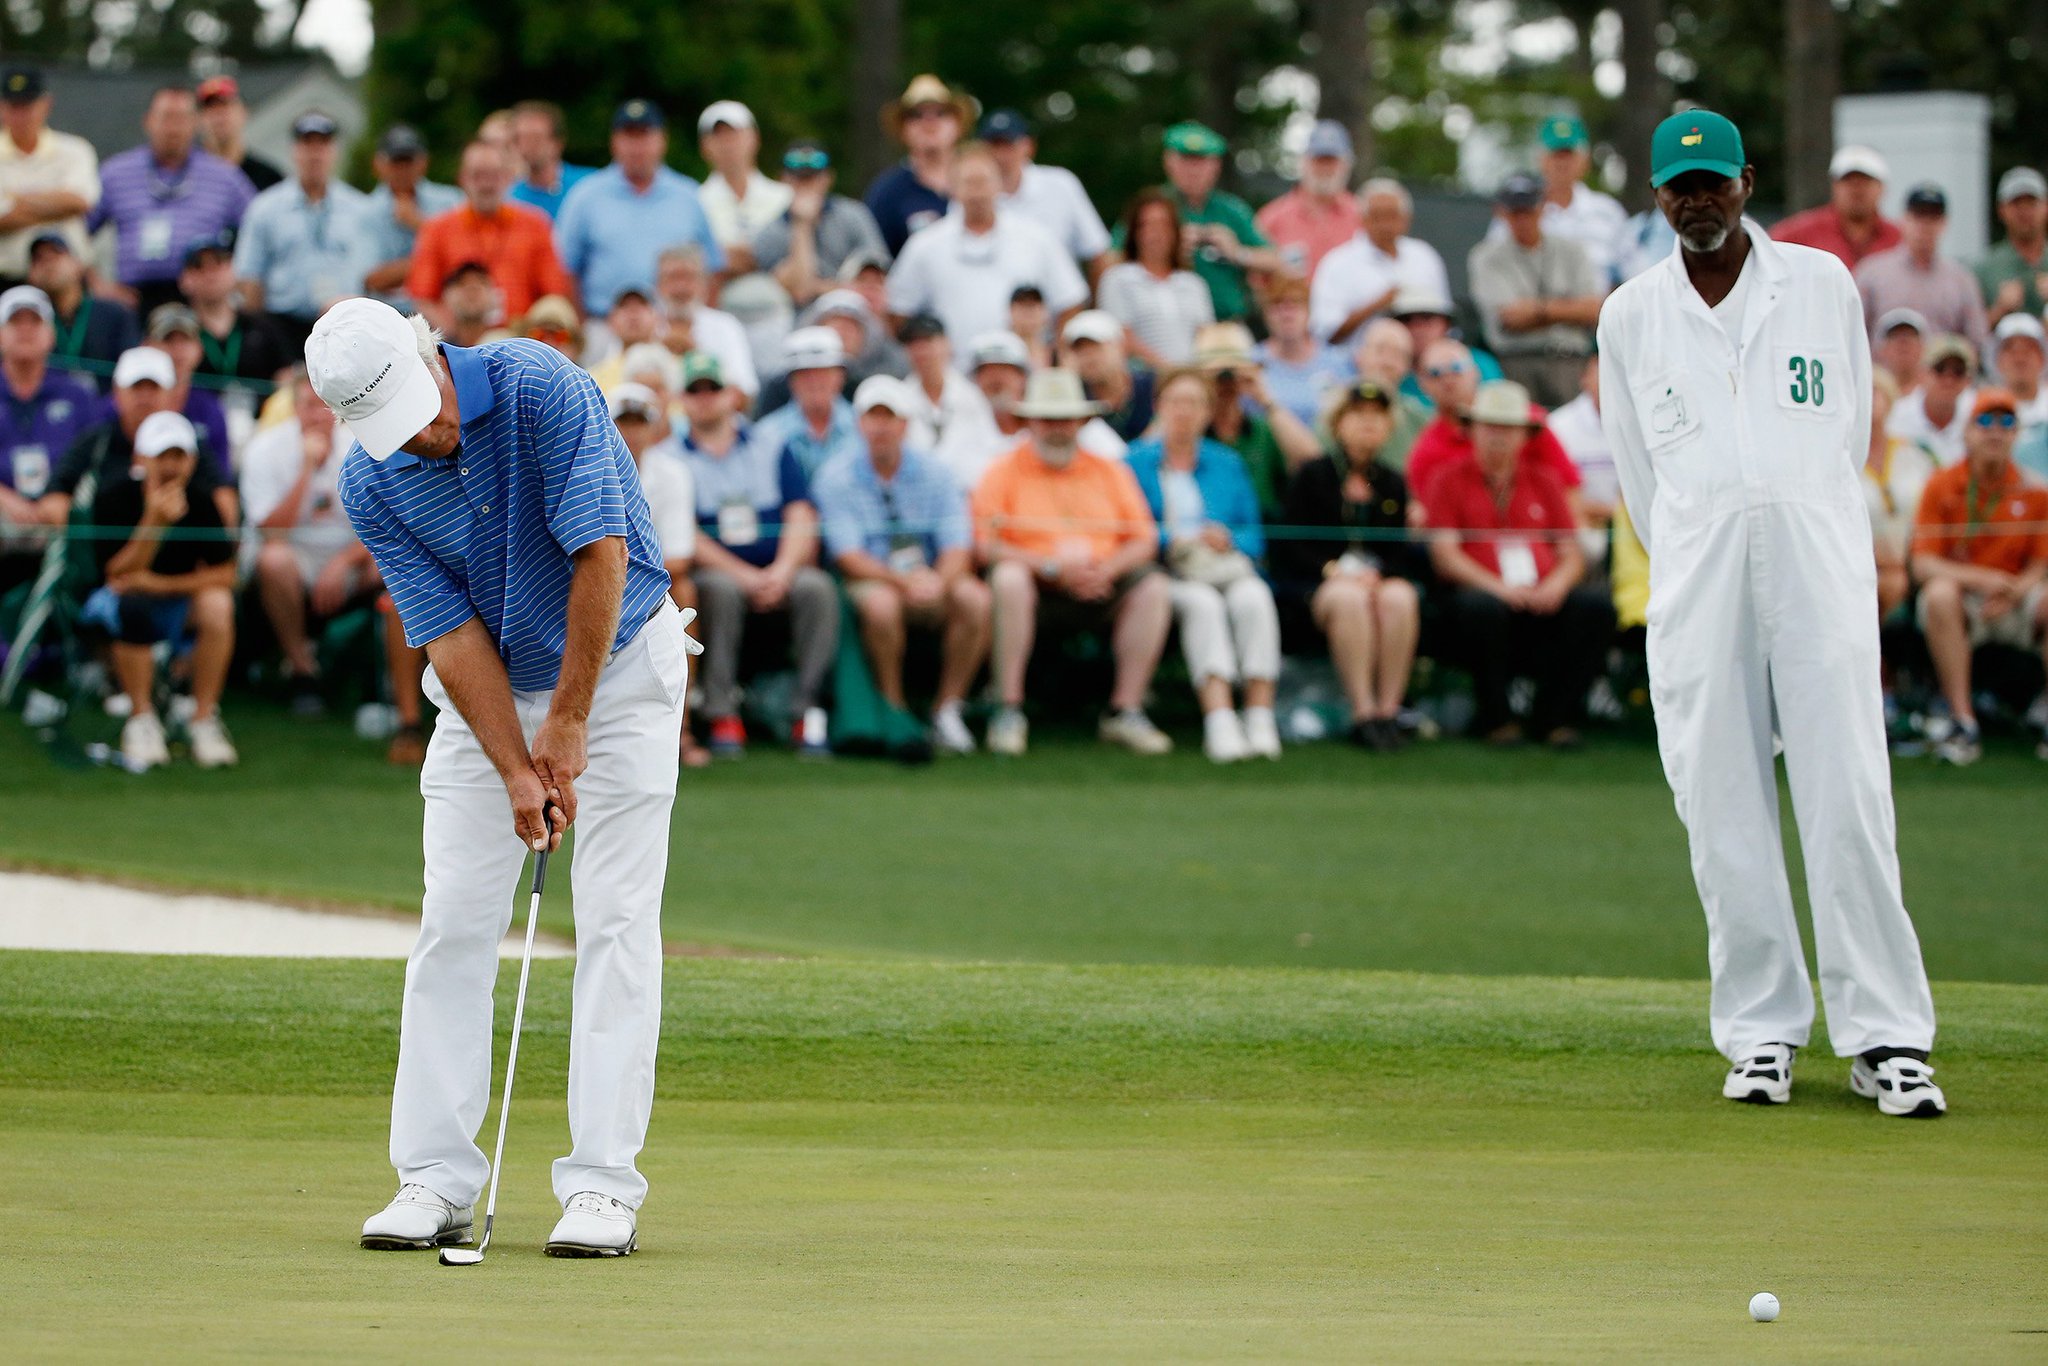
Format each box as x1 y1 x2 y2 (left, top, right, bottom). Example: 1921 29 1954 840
848 0 903 185
1613 0 1669 210
0 0 297 67
1304 0 1377 170
1782 0 1839 216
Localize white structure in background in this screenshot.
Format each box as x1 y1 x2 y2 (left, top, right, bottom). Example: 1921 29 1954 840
1837 92 1993 259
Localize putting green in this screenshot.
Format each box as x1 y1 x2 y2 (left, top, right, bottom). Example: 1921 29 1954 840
3 955 2042 1360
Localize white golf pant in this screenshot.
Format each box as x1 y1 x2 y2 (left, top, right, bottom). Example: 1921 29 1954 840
391 599 690 1210
1169 576 1281 686
1647 501 1935 1061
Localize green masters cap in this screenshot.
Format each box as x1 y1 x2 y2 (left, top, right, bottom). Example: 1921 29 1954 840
1540 115 1588 152
1649 110 1745 188
1163 121 1227 158
679 351 725 389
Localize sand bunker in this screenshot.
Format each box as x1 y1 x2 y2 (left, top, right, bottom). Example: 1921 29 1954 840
0 870 574 959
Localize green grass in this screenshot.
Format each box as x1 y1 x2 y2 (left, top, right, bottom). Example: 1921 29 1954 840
2 953 2044 1361
5 708 2046 981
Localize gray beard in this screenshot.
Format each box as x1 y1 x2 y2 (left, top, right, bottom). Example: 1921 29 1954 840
1680 221 1732 254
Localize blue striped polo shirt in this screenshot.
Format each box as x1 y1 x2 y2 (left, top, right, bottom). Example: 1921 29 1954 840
339 338 671 691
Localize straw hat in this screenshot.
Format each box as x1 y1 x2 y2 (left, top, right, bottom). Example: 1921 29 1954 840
1010 368 1104 420
1465 379 1538 427
880 74 978 142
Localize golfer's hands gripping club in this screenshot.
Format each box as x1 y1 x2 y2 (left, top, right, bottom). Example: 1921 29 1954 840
509 766 571 852
526 713 586 847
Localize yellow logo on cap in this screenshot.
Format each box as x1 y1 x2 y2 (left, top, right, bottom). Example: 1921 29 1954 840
1681 130 1704 146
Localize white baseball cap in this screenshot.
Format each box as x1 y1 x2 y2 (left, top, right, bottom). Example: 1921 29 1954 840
112 346 176 390
1874 307 1929 338
619 341 679 391
968 329 1030 372
1060 309 1122 347
304 299 442 461
134 410 199 459
0 284 53 325
1828 145 1888 181
697 100 755 135
608 381 663 420
852 374 914 417
1994 311 2046 348
782 325 847 373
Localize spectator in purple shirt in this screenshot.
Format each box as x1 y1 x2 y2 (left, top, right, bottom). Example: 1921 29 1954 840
1 285 98 585
87 87 255 318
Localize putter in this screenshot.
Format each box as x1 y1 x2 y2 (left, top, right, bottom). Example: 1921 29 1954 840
440 808 557 1267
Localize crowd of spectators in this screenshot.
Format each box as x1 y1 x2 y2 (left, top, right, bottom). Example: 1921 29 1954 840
1 61 2044 770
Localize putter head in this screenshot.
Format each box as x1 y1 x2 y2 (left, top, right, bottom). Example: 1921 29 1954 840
438 1246 484 1266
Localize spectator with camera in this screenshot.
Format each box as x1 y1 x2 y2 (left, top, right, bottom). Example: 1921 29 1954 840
1126 368 1283 763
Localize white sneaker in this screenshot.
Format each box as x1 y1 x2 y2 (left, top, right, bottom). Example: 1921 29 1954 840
1100 708 1173 756
545 1190 637 1257
931 703 976 755
1241 707 1282 759
1722 1044 1795 1105
1850 1056 1947 1117
1933 720 1981 766
987 707 1029 757
361 1183 474 1250
120 712 169 769
188 715 239 769
1202 708 1249 763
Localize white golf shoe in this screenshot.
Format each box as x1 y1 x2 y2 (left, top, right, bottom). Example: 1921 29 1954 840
545 1191 637 1257
360 1183 474 1250
1100 708 1173 756
1722 1044 1795 1105
1850 1056 1947 1118
1202 708 1250 763
120 712 169 769
189 715 239 769
986 707 1029 757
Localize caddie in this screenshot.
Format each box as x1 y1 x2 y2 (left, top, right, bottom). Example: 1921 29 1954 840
308 297 701 1256
1598 112 1944 1117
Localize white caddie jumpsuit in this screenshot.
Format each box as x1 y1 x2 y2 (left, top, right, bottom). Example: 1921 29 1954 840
1598 219 1937 1061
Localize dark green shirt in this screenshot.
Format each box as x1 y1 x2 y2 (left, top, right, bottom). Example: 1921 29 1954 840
1976 239 2048 321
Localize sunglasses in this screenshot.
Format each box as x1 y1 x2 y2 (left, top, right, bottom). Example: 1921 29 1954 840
1424 363 1472 379
1974 411 2017 429
904 105 955 122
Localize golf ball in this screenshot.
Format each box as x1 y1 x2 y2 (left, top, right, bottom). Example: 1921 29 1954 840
1749 1292 1781 1322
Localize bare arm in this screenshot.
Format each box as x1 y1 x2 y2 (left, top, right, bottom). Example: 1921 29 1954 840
1429 531 1517 599
1911 550 2019 595
364 259 412 293
0 189 91 233
529 535 628 828
425 616 563 851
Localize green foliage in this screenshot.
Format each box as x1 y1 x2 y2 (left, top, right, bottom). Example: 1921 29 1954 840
0 0 294 66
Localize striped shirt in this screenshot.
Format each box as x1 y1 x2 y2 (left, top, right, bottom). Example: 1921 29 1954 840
339 338 670 691
811 443 970 564
88 146 255 286
232 179 381 319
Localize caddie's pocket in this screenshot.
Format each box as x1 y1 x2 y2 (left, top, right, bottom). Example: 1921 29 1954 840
1632 370 1703 453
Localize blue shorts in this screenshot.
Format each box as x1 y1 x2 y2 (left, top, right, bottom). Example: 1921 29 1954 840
81 586 191 646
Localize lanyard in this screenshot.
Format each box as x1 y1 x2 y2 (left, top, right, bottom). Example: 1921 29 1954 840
200 323 243 378
52 298 92 359
1964 472 2004 536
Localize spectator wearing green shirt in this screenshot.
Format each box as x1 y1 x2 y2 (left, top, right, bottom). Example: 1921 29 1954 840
1979 167 2047 327
1113 123 1281 324
1191 322 1320 518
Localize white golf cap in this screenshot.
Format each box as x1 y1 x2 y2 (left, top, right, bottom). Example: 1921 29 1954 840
782 325 847 373
697 100 755 134
852 374 914 417
1997 166 2047 204
608 381 662 420
1994 311 2046 347
1874 307 1929 337
619 341 679 390
1060 308 1122 347
304 298 442 461
112 346 176 390
1828 145 1888 181
133 410 199 459
967 329 1030 371
0 284 53 325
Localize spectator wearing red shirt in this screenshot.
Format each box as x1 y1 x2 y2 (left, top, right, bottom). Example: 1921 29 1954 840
1771 145 1902 271
406 140 575 331
1254 120 1360 281
1428 380 1612 747
1406 338 1581 515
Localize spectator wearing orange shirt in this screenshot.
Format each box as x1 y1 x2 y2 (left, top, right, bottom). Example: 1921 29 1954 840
1427 380 1612 748
1910 388 2048 765
406 140 575 332
971 368 1174 758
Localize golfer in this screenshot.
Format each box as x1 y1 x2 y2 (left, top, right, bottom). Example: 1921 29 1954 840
1599 112 1944 1117
308 297 699 1256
